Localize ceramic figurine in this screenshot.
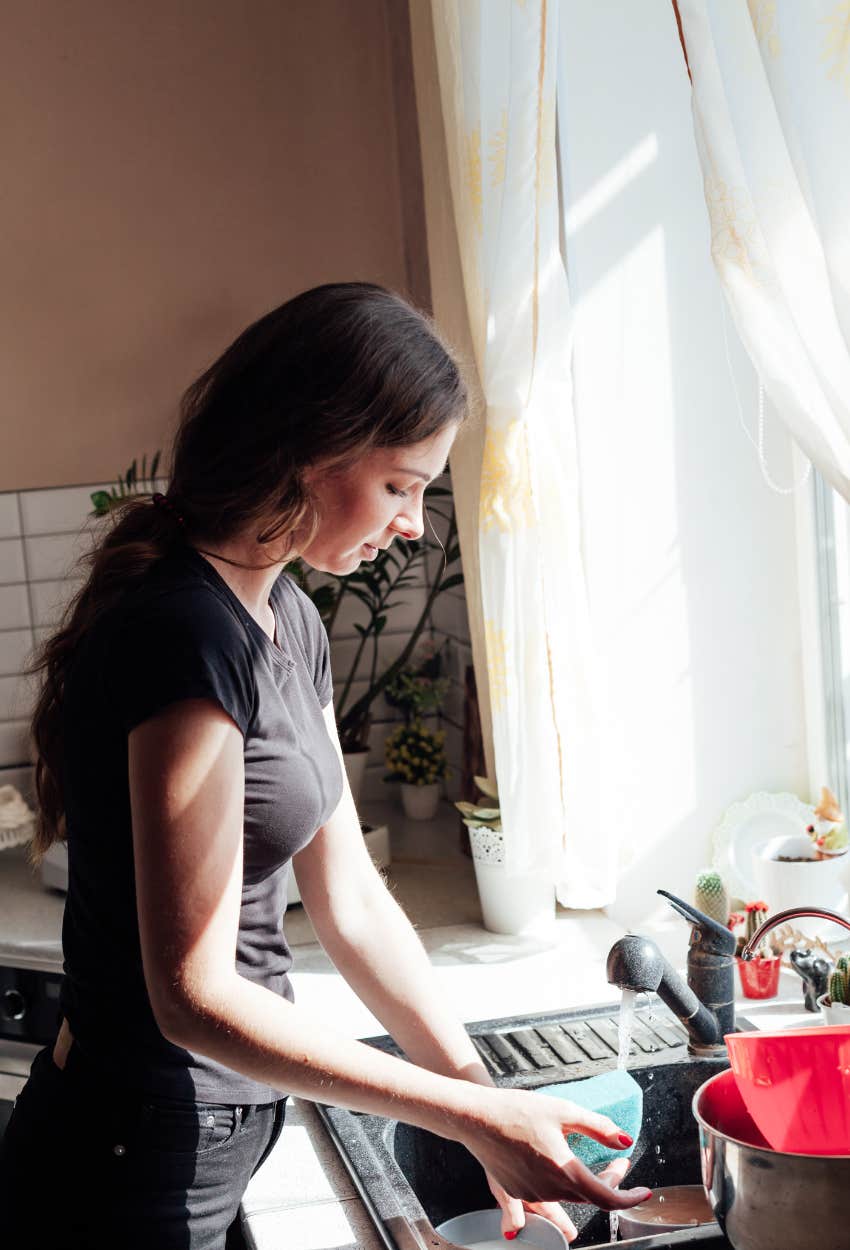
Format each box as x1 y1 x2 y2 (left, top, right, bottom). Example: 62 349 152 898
789 947 831 1012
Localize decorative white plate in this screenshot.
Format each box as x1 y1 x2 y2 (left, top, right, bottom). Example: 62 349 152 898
712 791 815 902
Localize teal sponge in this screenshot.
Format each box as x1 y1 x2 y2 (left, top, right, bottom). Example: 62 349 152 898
536 1069 643 1169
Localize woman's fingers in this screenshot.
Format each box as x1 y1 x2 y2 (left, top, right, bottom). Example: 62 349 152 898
596 1156 632 1190
486 1169 580 1244
560 1155 651 1211
485 1171 526 1239
540 1095 635 1150
521 1201 578 1244
499 1195 525 1239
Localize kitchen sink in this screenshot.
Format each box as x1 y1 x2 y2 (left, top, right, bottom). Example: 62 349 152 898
318 1002 734 1249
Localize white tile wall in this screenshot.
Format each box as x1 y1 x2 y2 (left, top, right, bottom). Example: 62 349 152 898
0 629 34 676
0 479 472 815
0 494 21 539
30 578 85 629
0 483 107 771
0 584 31 631
18 485 106 536
0 539 26 584
24 531 90 582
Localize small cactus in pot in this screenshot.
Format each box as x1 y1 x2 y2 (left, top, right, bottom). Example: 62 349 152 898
694 869 729 926
819 955 850 1022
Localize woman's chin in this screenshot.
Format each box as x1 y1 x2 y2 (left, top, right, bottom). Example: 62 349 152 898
299 551 362 575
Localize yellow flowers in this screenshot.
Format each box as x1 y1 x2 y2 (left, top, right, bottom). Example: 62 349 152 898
384 719 450 787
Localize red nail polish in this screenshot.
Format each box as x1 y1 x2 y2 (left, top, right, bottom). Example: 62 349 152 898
504 1232 518 1241
618 1133 633 1147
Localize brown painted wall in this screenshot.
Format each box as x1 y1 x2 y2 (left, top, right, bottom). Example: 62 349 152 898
2 0 423 489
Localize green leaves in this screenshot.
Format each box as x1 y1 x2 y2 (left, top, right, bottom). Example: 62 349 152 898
287 497 463 754
89 450 164 517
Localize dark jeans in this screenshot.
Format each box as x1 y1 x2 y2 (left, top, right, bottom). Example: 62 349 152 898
0 1040 287 1250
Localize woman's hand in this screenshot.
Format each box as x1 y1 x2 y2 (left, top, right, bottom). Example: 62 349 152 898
486 1157 633 1244
456 1086 651 1219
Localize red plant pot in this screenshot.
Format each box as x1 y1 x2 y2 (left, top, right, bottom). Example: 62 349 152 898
736 955 781 999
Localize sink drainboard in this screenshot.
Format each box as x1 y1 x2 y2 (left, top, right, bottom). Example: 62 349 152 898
317 1001 731 1250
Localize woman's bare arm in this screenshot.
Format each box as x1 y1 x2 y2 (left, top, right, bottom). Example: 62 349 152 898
128 699 650 1209
293 703 494 1085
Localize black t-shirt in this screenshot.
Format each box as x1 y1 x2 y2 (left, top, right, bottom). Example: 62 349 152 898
59 545 343 1102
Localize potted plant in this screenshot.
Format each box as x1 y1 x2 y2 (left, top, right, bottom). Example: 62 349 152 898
383 640 450 722
384 719 449 820
89 451 163 516
752 787 849 916
455 778 555 937
731 902 782 999
817 956 850 1025
289 487 463 801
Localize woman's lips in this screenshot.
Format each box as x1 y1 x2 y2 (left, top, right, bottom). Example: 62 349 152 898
362 543 379 559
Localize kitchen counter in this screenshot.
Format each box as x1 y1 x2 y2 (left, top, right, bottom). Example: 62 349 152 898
0 845 64 972
0 815 822 1250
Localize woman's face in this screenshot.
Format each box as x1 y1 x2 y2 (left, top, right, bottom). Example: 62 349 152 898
299 424 458 575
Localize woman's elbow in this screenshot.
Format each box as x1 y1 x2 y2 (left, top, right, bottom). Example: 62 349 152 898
147 970 220 1048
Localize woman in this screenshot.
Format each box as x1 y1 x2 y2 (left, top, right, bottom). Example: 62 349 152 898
0 284 650 1248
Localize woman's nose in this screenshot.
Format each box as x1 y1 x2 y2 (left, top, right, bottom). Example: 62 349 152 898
392 503 425 541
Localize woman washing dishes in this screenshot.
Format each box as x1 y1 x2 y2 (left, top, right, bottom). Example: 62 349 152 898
0 284 650 1247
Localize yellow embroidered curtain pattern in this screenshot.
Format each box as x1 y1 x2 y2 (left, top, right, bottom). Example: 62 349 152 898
677 0 850 500
431 0 610 902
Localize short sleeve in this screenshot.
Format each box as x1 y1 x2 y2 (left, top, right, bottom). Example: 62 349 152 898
105 587 257 736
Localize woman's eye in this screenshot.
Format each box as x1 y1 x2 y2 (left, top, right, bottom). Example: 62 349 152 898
386 485 407 499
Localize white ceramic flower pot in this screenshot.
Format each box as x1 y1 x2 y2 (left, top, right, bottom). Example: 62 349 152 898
467 826 555 937
400 782 440 821
752 835 848 915
817 992 850 1027
342 749 369 805
472 859 556 937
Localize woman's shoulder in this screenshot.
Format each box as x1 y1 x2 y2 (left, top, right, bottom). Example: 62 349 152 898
114 552 249 643
273 569 324 627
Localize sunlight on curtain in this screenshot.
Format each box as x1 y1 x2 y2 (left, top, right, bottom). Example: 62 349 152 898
430 0 613 904
677 0 850 501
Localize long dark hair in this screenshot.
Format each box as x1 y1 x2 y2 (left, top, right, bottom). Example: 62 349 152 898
28 282 467 863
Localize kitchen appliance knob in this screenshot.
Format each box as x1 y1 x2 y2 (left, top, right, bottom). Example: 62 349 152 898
1 988 26 1021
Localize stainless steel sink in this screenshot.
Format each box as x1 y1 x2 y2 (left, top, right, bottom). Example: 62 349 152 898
318 1003 733 1250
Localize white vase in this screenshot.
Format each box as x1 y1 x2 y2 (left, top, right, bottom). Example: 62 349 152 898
817 992 850 1027
342 749 369 806
400 782 440 821
752 835 849 916
467 825 555 937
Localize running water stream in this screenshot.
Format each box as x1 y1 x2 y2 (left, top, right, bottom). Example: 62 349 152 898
608 989 637 1242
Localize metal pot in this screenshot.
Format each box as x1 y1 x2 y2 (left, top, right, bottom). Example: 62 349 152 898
693 1068 850 1250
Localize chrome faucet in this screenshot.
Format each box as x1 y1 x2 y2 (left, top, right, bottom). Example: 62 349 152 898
740 906 850 959
606 890 736 1056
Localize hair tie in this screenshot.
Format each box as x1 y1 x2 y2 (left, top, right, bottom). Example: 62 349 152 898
151 492 186 527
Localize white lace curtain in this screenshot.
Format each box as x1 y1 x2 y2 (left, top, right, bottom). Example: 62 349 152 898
430 0 613 904
676 0 850 501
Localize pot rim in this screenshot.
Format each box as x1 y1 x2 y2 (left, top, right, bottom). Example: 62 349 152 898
692 1068 850 1159
817 992 850 1010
